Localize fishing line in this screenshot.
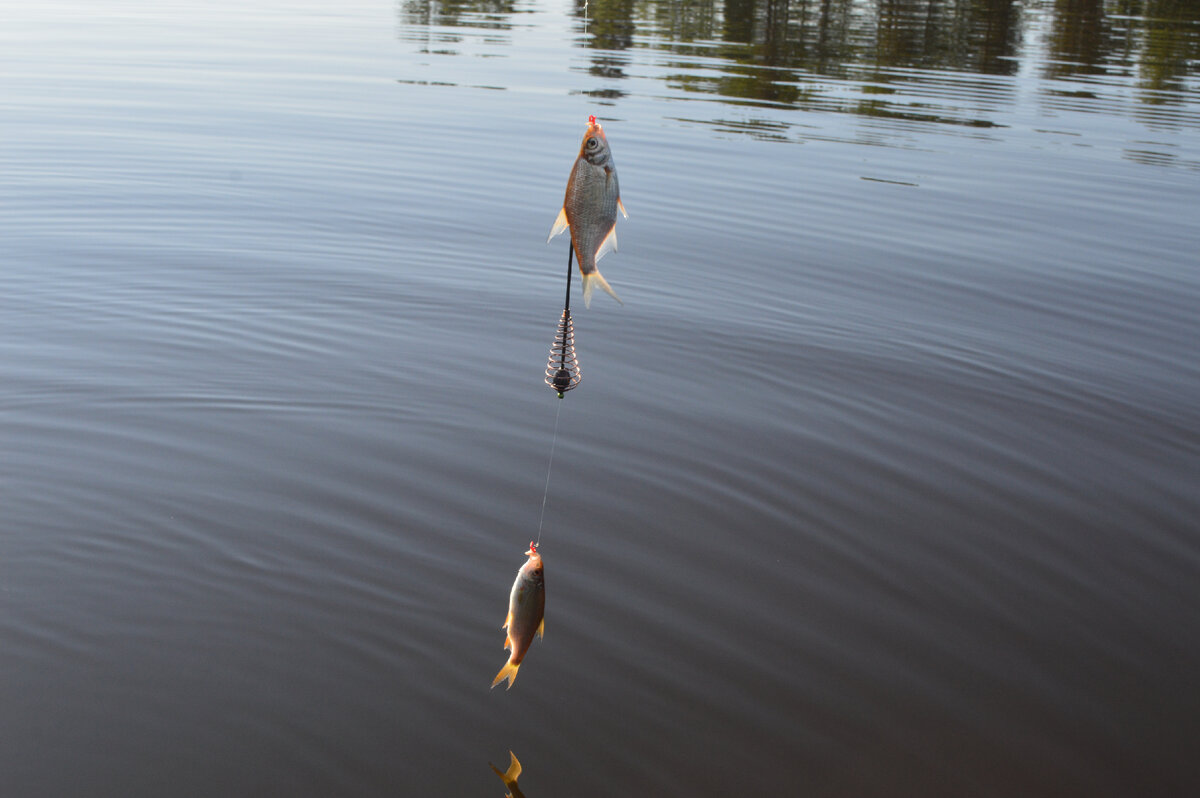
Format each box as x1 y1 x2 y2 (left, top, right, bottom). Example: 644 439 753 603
534 396 563 548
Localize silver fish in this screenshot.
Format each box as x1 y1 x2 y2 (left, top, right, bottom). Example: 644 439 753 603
548 117 628 308
491 542 545 689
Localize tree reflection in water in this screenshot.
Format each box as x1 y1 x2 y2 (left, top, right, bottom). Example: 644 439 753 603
398 0 1199 130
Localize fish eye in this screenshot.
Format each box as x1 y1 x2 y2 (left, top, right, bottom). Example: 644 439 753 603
586 137 598 148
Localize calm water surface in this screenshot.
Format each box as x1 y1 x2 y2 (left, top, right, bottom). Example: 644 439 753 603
2 0 1199 795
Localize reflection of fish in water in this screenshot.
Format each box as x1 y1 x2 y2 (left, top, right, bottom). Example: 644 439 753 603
489 750 526 798
548 116 628 308
491 542 545 689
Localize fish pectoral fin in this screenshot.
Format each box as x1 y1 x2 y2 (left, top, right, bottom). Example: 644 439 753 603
537 618 544 639
595 225 618 262
548 208 569 242
618 197 628 219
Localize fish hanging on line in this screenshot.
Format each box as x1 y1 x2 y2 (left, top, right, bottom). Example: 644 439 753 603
491 542 545 689
489 751 527 798
548 115 628 308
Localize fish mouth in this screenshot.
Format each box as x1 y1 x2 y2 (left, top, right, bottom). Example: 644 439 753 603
579 122 609 163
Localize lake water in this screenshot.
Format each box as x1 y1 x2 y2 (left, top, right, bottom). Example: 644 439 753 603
2 0 1198 795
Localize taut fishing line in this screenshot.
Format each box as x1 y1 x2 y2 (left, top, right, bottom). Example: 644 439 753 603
535 397 563 548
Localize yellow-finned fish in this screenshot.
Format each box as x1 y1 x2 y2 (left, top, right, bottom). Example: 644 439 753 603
548 116 628 308
491 542 545 689
489 751 527 798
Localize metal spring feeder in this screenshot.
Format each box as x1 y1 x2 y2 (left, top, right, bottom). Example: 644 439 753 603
544 246 581 397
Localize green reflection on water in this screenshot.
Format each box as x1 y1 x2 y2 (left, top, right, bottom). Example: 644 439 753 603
626 0 1025 74
400 0 1199 133
400 0 521 29
1138 0 1200 99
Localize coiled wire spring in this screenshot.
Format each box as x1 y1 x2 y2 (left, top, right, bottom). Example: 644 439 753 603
544 308 581 397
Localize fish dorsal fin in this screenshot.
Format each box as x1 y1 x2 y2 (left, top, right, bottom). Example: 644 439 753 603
537 617 545 638
618 197 628 219
547 208 569 242
595 225 618 263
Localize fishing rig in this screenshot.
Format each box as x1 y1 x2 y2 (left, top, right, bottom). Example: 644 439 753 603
544 245 582 398
535 241 579 545
544 114 600 398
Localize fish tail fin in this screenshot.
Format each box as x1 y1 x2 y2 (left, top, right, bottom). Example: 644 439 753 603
489 751 521 787
491 660 520 690
582 270 622 309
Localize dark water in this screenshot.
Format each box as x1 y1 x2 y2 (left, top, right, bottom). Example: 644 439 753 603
3 0 1199 795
